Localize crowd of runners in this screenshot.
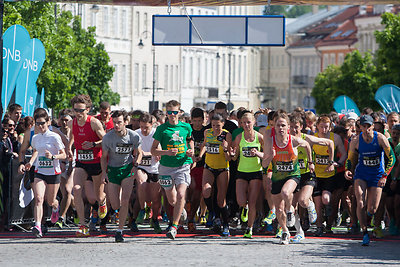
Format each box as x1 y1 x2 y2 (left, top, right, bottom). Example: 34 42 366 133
1 95 400 246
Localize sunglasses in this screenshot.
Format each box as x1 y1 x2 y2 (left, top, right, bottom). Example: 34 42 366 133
61 119 70 122
167 111 179 115
3 124 15 127
74 108 86 113
36 121 46 126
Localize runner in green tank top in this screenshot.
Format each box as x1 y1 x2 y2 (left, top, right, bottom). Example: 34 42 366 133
231 112 264 239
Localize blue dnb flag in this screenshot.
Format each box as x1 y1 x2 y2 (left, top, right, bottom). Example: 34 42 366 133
39 88 45 108
2 25 31 113
15 38 46 113
24 84 38 117
333 95 360 116
375 84 400 113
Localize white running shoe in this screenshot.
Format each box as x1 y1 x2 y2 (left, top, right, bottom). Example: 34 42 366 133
307 201 317 224
280 232 290 245
286 211 295 228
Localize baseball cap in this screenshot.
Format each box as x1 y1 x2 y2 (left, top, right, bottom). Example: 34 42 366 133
346 112 358 121
360 115 374 126
256 114 268 127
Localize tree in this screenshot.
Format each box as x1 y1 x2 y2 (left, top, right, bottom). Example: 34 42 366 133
312 51 378 114
375 12 400 86
4 2 119 113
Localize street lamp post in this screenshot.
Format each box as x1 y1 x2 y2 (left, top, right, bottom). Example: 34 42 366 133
138 31 157 112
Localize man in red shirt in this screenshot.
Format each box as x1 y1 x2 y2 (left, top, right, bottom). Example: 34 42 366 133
67 95 106 237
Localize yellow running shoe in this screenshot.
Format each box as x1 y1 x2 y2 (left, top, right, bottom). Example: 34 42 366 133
76 225 90 237
99 200 108 219
200 216 207 225
373 226 384 238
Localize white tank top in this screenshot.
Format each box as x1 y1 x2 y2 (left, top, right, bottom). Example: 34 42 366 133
135 128 159 174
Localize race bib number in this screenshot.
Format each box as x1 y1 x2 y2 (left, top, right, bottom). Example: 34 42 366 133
298 159 306 169
116 143 133 154
140 156 152 166
159 175 173 188
276 161 294 172
242 147 258 157
363 156 380 167
315 155 329 165
38 156 53 168
77 150 94 161
206 143 220 154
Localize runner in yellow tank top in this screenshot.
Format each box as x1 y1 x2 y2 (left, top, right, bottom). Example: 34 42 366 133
312 114 347 237
198 113 232 236
289 113 334 242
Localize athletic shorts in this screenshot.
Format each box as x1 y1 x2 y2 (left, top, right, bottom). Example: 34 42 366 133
28 167 35 183
237 171 263 182
354 175 382 188
271 176 300 195
333 171 352 191
75 161 102 180
107 162 134 185
313 176 336 197
158 164 191 189
190 166 204 192
299 172 317 189
35 172 61 184
204 164 228 179
137 168 159 183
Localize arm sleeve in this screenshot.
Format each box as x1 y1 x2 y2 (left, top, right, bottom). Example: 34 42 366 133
384 145 396 176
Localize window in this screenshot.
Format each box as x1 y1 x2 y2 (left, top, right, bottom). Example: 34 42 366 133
243 56 247 86
164 65 169 91
204 58 208 86
122 65 126 95
170 65 173 91
113 64 118 92
144 13 148 34
122 10 127 38
135 12 140 38
113 8 118 37
103 7 109 36
134 63 139 91
238 55 241 86
91 11 96 27
142 64 146 89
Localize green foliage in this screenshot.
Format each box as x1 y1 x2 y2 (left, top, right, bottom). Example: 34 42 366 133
375 12 400 86
263 5 318 18
312 51 379 113
4 2 119 114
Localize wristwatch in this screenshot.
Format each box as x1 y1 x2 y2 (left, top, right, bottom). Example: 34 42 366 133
52 155 56 160
328 160 335 165
133 162 139 167
92 142 96 148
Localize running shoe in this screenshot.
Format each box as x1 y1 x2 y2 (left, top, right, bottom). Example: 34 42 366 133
221 224 230 237
100 224 108 235
152 219 162 234
98 200 108 220
89 221 97 232
32 226 42 238
243 228 253 239
307 201 317 224
91 209 99 224
280 232 290 245
200 216 207 225
275 227 283 238
76 225 90 237
362 233 370 246
301 216 310 232
42 224 48 235
212 218 222 234
115 231 124 243
266 224 274 233
206 212 215 228
286 211 295 228
165 223 172 232
162 212 169 223
241 207 249 223
188 222 196 233
55 217 64 229
290 234 304 243
373 226 384 239
335 212 342 227
180 208 188 224
325 225 333 234
136 209 146 224
51 206 60 224
166 226 177 240
263 210 276 225
314 226 324 237
229 216 239 229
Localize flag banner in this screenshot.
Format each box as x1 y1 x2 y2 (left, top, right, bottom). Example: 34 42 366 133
14 38 46 115
2 25 31 114
333 95 360 116
375 84 400 113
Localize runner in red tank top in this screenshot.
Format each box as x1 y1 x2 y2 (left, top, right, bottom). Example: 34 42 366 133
67 95 106 237
96 101 114 132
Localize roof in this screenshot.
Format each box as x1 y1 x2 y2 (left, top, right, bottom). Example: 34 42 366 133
316 19 357 47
